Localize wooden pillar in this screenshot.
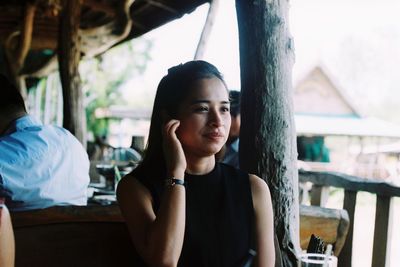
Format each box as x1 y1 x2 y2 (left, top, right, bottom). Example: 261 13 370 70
3 1 36 100
235 0 299 266
194 0 219 60
58 0 86 147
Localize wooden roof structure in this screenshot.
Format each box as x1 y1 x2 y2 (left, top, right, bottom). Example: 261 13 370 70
0 0 208 77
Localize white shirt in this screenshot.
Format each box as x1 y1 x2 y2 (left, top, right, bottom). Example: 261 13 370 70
0 115 90 211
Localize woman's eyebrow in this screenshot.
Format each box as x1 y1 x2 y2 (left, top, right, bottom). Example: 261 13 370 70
190 100 230 105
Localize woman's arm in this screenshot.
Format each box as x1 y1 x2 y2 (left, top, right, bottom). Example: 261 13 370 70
117 119 187 267
249 174 275 267
117 176 185 267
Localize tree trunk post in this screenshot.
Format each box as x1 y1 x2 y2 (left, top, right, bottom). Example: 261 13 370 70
58 0 86 147
194 0 219 60
235 0 300 266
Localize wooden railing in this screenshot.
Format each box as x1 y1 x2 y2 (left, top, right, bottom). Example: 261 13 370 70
299 170 400 267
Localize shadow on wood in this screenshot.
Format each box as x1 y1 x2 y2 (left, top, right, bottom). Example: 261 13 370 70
11 205 145 267
300 204 349 256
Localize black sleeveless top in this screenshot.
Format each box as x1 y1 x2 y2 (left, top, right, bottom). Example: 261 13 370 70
136 163 255 267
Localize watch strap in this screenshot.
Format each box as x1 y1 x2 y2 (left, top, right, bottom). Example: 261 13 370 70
165 178 185 187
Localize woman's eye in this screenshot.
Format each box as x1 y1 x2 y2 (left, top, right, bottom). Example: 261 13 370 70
221 106 230 112
195 106 208 112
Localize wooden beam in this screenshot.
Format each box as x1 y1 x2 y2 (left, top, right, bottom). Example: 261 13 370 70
310 184 330 207
79 0 134 57
372 195 390 267
235 0 299 266
3 1 36 98
58 0 86 146
147 0 179 14
83 0 117 16
299 170 400 197
339 190 357 267
194 0 219 60
16 1 36 72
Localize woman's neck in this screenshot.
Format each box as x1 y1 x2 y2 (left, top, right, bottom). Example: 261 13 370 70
185 155 215 175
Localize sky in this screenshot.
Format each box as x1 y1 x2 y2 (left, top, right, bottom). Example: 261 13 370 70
121 0 400 122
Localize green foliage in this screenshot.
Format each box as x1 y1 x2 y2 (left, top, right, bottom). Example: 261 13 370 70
80 39 153 139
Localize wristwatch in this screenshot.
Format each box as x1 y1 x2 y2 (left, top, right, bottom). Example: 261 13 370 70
164 178 185 187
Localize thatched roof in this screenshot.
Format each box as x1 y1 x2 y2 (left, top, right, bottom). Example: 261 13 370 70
0 0 208 77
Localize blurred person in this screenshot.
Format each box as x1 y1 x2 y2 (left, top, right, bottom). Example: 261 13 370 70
0 198 14 267
0 74 90 211
222 90 241 169
117 61 275 267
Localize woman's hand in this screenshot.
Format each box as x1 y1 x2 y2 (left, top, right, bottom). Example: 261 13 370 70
162 117 187 178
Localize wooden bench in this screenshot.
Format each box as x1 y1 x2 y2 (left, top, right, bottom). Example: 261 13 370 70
11 205 144 267
299 204 349 256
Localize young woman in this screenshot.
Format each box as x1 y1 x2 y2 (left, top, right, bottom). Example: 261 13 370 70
117 61 275 267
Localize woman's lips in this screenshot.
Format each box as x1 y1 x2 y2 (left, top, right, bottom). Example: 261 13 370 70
204 132 224 140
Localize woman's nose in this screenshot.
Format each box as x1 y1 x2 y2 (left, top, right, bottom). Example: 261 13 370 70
209 109 223 126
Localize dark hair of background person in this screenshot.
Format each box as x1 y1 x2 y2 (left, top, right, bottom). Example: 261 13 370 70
229 90 240 117
0 74 26 114
132 60 228 180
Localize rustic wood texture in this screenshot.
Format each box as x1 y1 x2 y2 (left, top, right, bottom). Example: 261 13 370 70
235 0 299 265
194 0 219 60
11 205 124 227
11 205 141 267
0 0 209 77
2 1 36 98
58 0 87 146
299 205 349 256
340 190 357 267
372 195 390 267
300 170 400 267
310 184 330 207
79 0 134 57
299 170 400 197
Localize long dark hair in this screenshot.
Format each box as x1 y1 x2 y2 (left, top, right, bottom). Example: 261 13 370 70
133 60 227 180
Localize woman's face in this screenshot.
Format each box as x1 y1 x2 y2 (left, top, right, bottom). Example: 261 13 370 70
175 77 231 158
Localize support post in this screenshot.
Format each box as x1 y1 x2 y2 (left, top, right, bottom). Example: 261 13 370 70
58 0 86 147
372 195 390 267
235 0 299 265
194 0 219 60
340 190 357 267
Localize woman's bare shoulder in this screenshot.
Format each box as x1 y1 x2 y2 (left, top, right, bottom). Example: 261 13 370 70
248 174 270 193
248 174 272 210
116 173 152 203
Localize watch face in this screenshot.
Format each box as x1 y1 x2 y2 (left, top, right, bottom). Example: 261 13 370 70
164 178 172 187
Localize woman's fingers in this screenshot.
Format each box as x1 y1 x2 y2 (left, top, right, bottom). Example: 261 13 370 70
162 119 186 176
166 120 180 138
163 119 181 141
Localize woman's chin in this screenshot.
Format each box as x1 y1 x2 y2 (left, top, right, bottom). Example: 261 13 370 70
202 145 225 157
188 148 221 159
